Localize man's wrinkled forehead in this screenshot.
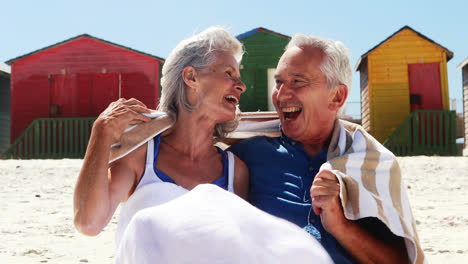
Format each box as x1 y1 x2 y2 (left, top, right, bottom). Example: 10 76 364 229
275 46 324 77
274 71 307 80
293 45 326 61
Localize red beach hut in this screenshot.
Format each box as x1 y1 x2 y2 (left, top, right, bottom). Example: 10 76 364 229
4 34 164 158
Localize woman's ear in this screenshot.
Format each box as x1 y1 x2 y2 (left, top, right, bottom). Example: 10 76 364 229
182 66 198 90
328 84 348 111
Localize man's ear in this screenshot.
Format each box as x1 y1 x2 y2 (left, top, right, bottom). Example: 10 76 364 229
328 84 348 111
182 66 198 90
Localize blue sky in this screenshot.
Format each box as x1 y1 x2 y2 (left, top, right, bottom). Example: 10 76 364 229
2 0 467 117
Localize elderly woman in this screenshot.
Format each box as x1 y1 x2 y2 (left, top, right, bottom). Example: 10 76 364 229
73 27 249 241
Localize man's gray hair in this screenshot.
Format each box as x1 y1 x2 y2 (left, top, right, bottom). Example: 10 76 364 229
158 27 244 140
285 34 352 115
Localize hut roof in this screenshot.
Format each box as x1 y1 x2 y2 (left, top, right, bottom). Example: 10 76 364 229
0 63 10 75
355 25 454 71
237 27 291 40
5 34 165 65
456 57 468 71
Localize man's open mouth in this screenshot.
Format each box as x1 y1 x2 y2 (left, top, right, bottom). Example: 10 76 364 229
224 95 239 105
282 107 302 120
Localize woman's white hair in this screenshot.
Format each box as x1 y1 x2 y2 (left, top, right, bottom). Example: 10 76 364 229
285 34 352 115
158 26 244 140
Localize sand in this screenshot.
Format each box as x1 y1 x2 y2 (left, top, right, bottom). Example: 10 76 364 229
1 157 467 263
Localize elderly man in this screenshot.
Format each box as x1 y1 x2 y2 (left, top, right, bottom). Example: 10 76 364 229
229 35 420 263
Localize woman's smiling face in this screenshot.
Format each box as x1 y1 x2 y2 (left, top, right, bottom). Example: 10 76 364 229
195 52 246 122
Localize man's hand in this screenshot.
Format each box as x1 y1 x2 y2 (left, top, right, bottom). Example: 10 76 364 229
310 170 348 235
94 98 152 144
310 170 410 263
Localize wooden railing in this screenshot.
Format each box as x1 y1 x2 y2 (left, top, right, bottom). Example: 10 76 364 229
2 117 96 159
383 110 457 156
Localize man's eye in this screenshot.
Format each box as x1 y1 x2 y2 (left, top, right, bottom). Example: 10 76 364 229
225 71 232 77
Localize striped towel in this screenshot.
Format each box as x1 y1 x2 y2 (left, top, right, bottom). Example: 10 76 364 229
321 119 426 264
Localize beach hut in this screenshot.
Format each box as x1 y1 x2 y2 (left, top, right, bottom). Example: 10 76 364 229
4 34 164 158
0 64 10 154
237 27 290 112
356 25 456 155
457 58 468 156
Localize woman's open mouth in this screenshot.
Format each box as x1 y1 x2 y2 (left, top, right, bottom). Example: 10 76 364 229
224 95 239 105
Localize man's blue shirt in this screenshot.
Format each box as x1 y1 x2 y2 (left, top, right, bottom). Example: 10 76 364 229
228 134 355 263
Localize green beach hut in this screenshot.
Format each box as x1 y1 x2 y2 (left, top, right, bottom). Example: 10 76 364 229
237 27 290 112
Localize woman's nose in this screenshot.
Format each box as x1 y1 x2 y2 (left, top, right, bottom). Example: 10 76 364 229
236 79 246 93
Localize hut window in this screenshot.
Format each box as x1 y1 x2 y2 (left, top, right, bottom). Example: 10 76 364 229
267 68 276 111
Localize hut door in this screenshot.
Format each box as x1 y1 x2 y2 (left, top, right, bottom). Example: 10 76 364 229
49 74 66 117
76 74 92 117
408 63 443 111
91 73 119 115
408 62 443 145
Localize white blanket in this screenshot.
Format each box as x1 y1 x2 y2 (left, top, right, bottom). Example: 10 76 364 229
114 184 333 264
322 120 426 264
114 182 188 249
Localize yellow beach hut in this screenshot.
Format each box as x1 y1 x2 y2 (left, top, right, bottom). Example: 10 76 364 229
356 25 457 155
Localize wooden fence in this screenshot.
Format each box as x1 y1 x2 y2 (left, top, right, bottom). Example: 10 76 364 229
2 117 96 159
383 110 457 156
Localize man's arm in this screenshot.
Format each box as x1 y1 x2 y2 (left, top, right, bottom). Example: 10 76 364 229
310 170 409 264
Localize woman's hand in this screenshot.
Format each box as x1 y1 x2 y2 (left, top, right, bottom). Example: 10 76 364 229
94 98 152 144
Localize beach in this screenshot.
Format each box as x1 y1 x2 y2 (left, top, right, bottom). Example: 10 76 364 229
1 157 467 263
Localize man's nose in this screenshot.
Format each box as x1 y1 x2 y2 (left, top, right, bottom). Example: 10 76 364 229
276 82 292 100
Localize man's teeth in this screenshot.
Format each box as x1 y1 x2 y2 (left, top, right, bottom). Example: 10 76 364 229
282 107 302 120
225 95 238 104
282 107 302 113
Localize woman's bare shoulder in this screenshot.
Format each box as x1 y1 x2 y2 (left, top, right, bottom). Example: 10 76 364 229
110 142 148 182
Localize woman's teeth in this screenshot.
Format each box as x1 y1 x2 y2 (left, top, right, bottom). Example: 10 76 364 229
225 95 238 104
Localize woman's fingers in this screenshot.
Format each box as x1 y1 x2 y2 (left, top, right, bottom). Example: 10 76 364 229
128 104 152 116
110 98 150 111
103 99 151 120
94 98 153 141
111 105 151 125
125 98 149 108
124 107 152 124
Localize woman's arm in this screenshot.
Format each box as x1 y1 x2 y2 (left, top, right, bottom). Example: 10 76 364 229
73 98 151 236
233 155 249 200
